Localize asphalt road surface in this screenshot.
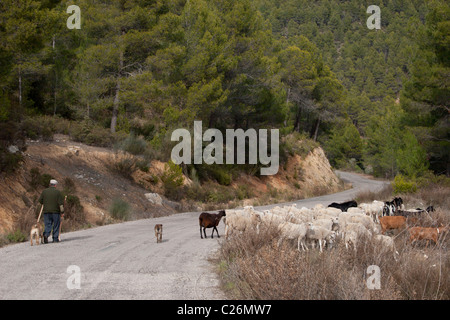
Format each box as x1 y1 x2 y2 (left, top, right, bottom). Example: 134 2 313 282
0 171 388 300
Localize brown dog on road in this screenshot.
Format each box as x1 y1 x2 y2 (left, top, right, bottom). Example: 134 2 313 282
155 224 163 243
30 223 43 246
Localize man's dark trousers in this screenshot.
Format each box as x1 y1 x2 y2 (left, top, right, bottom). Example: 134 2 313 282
43 213 61 242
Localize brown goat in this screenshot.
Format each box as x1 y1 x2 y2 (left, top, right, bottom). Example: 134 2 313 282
409 226 448 247
379 216 407 235
199 210 226 239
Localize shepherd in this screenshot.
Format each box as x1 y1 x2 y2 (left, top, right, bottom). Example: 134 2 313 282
38 179 65 243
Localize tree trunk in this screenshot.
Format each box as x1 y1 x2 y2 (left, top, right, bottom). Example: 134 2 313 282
53 35 57 116
312 118 320 141
53 72 57 116
208 112 214 128
18 66 22 108
110 46 124 134
294 106 302 132
110 81 120 134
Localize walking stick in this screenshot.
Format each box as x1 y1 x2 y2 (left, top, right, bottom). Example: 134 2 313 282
37 204 44 223
59 196 67 241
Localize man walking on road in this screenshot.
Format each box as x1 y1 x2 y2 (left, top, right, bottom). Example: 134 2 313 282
38 179 64 243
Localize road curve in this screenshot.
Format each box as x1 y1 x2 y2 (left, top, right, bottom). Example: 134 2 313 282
257 170 389 211
0 171 388 300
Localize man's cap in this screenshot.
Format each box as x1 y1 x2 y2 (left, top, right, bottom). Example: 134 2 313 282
50 179 58 185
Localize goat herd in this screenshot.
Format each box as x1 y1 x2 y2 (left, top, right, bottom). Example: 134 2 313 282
198 198 447 253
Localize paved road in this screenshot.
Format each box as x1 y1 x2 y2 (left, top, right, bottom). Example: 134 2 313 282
257 170 389 210
0 171 387 300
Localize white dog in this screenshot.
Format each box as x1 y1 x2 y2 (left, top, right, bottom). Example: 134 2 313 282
30 223 43 246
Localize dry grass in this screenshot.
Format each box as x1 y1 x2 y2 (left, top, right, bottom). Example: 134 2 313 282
355 184 393 204
216 194 449 300
401 184 450 210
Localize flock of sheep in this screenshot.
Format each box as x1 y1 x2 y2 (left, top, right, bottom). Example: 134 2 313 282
221 200 401 253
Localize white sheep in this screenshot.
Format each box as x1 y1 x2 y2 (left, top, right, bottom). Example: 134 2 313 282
324 207 342 216
350 214 376 233
281 204 298 213
311 207 341 220
373 234 399 259
359 201 384 223
344 230 358 251
313 214 331 221
299 206 312 214
286 214 305 225
374 234 394 251
347 207 364 215
313 203 325 210
277 222 308 251
306 223 336 252
290 208 314 224
271 207 293 221
343 222 372 250
224 209 261 239
260 211 286 228
311 217 339 233
337 211 355 230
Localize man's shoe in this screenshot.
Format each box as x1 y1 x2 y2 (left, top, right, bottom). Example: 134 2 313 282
44 236 48 244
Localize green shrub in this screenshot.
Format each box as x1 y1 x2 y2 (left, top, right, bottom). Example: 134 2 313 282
107 152 137 179
64 195 85 223
148 174 159 185
189 166 200 185
40 174 53 188
30 167 41 189
130 120 155 141
69 120 114 147
109 198 130 221
236 185 253 200
161 160 184 200
323 120 363 169
21 116 55 141
0 148 24 174
136 160 150 172
146 128 174 161
416 171 450 189
29 168 54 189
185 183 207 202
62 177 76 195
210 166 232 186
393 174 417 194
195 164 235 185
0 121 26 174
280 132 319 166
7 229 27 243
86 126 114 147
117 133 147 155
396 131 429 178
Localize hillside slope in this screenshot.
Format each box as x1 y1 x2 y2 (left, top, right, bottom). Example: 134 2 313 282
0 135 177 235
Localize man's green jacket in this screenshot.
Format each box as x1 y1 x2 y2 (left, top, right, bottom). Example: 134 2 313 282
39 187 64 213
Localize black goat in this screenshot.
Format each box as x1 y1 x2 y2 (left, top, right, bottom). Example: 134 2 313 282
328 200 357 212
382 197 404 216
393 197 404 209
383 202 395 216
199 210 226 239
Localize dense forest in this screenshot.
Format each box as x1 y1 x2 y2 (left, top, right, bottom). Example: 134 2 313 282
0 0 448 183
